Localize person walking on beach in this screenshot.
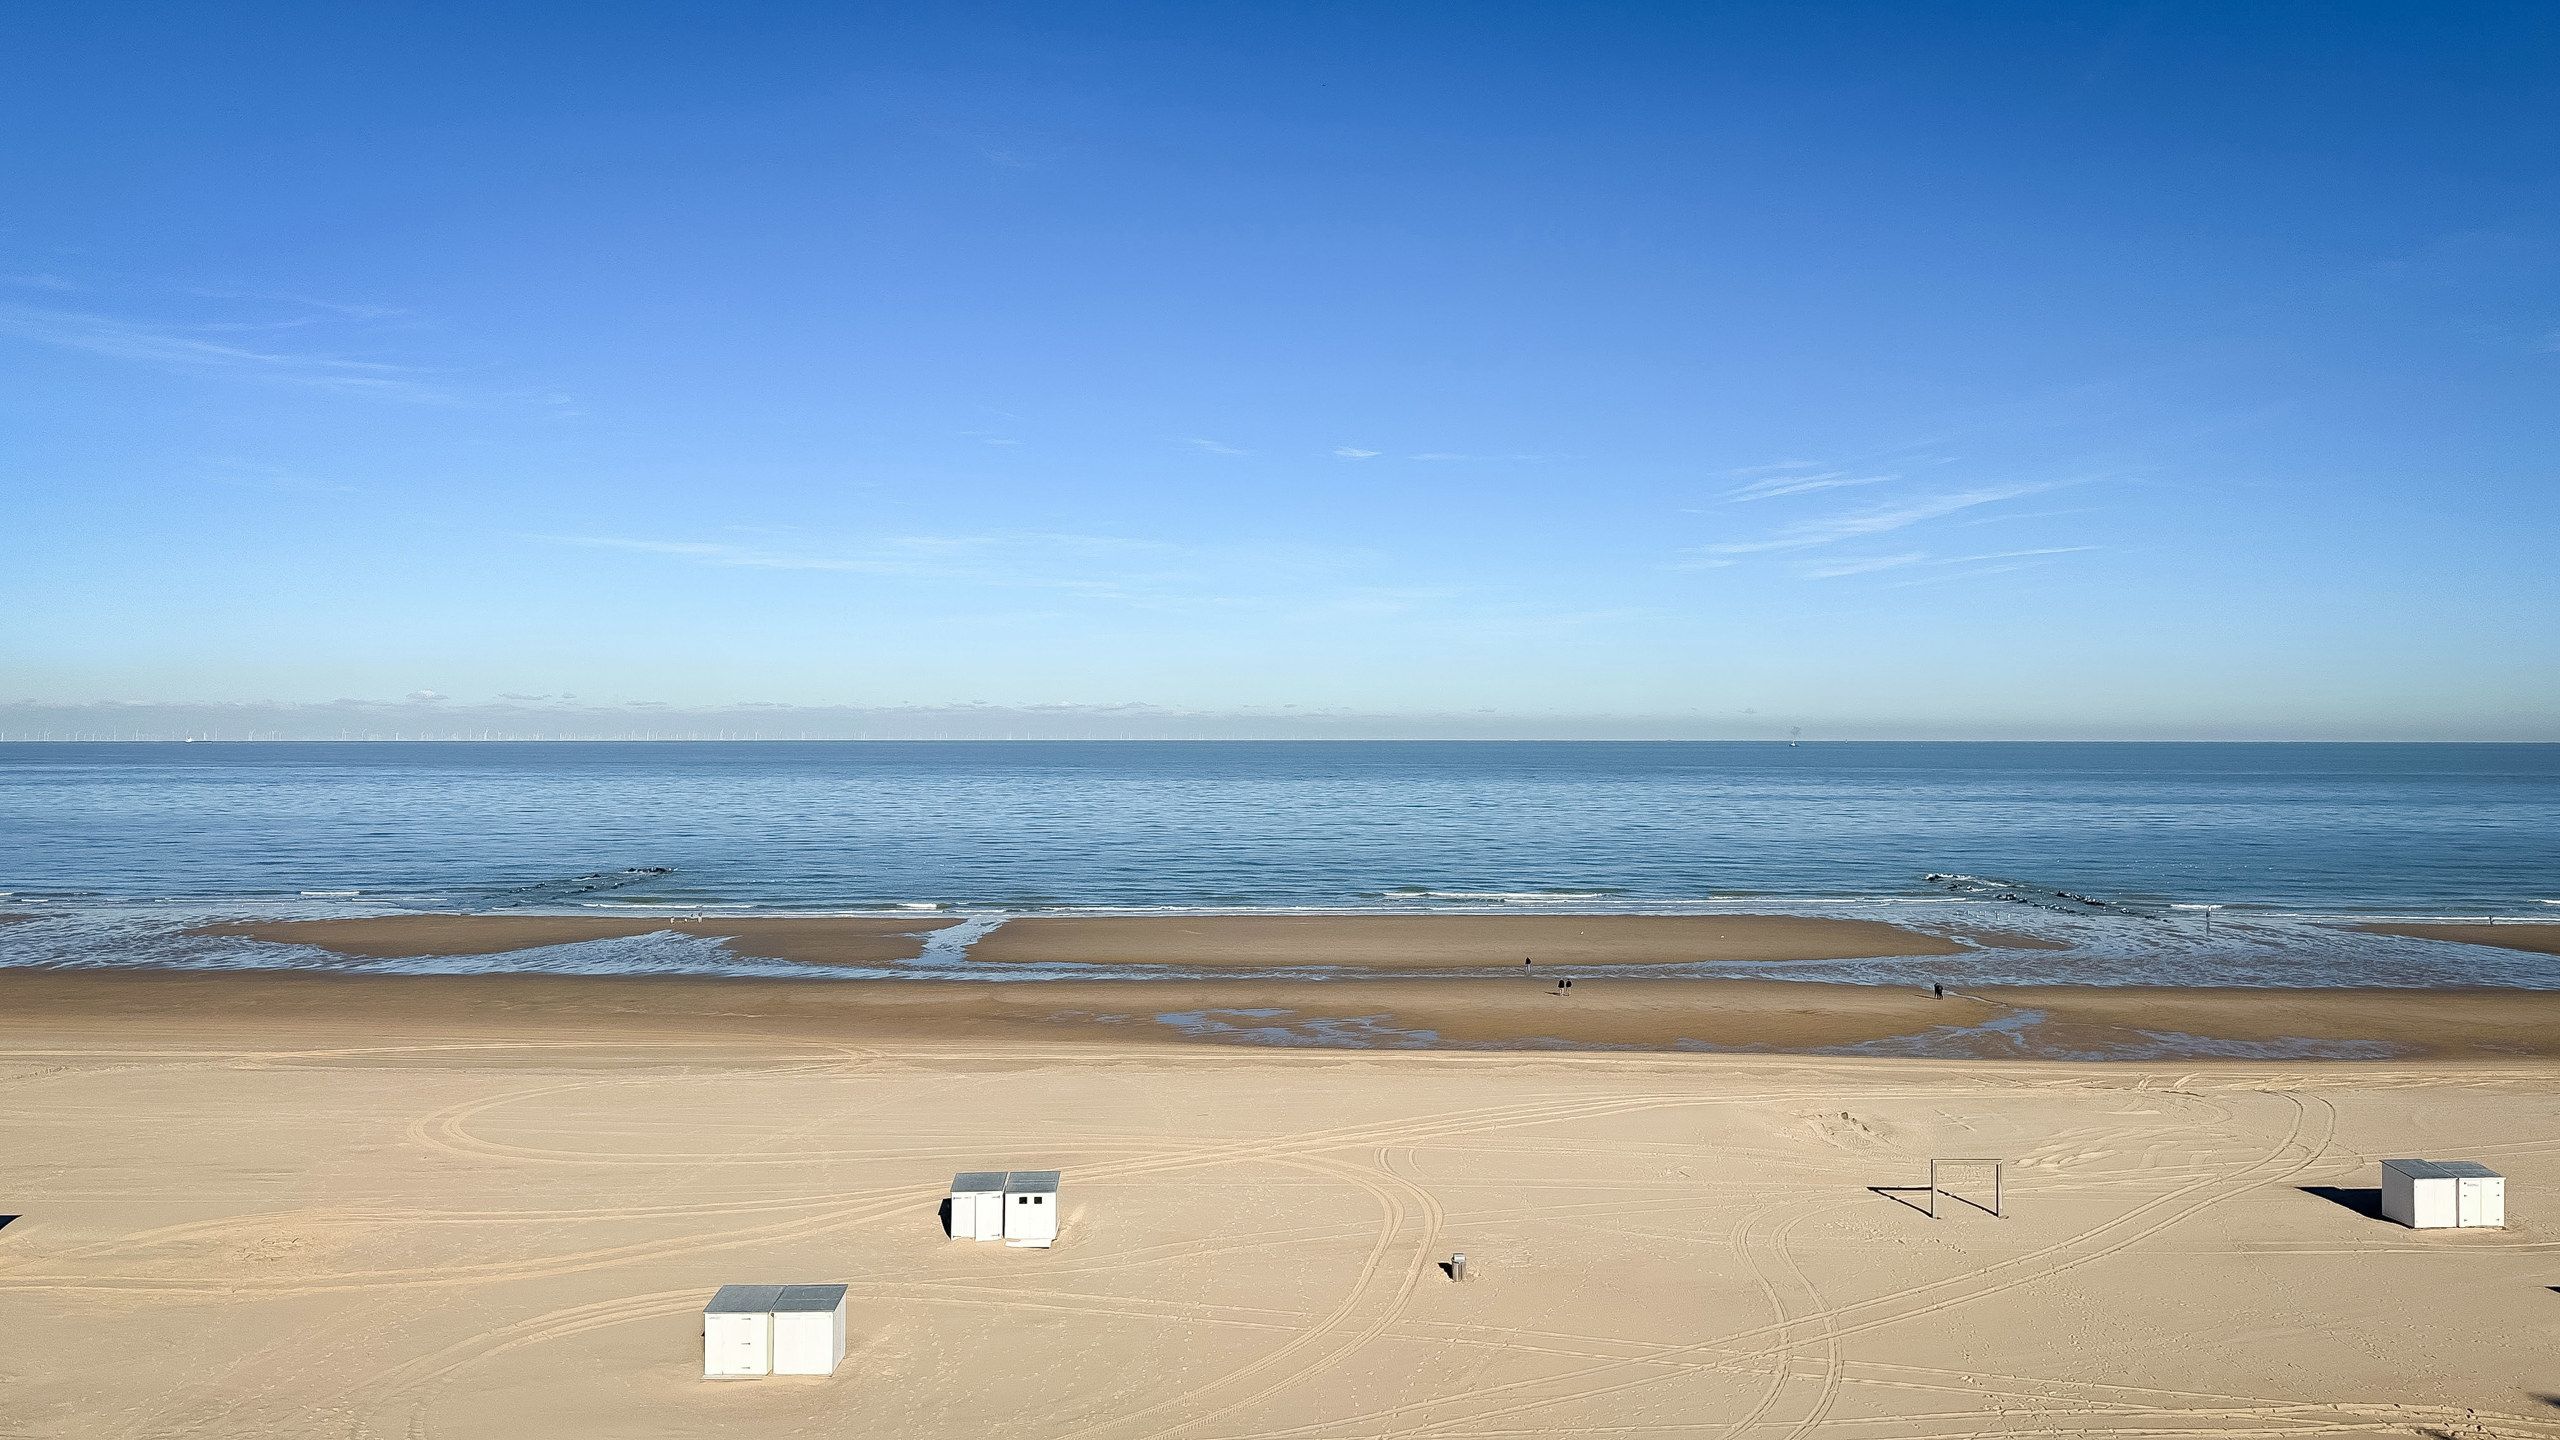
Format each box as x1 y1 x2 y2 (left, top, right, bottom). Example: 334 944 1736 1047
1933 981 1944 1000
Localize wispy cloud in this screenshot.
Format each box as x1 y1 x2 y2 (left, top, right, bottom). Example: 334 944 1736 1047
1882 546 2100 586
1798 552 1930 579
204 458 357 496
1185 437 1247 455
0 300 446 401
551 531 1158 580
182 288 410 329
551 536 889 573
1333 446 1381 459
538 529 1628 636
1695 484 2053 558
541 530 1194 599
1721 469 1901 503
1788 545 2099 585
919 122 1037 170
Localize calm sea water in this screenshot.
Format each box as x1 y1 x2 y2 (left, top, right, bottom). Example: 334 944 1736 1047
2 740 2553 911
1 741 2554 986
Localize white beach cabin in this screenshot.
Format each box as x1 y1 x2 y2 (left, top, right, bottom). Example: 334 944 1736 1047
702 1283 849 1378
2381 1159 2506 1229
951 1171 1007 1241
704 1285 780 1377
771 1284 850 1375
1004 1169 1061 1247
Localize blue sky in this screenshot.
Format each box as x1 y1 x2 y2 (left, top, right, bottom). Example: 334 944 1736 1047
3 2 2555 738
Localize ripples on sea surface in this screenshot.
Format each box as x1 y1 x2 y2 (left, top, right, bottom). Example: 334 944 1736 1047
0 741 2553 985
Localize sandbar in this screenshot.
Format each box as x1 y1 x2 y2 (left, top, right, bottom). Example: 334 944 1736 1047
2358 920 2560 958
187 912 956 965
969 912 1995 968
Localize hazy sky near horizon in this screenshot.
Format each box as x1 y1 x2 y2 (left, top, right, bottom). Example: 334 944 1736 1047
4 2 2556 739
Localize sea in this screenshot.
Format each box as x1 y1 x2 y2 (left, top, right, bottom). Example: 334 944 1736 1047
1 740 2553 988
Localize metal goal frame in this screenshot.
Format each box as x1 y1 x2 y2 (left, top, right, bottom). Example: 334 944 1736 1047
1925 1157 2004 1219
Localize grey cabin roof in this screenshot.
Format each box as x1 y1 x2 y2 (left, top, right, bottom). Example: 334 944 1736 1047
952 1171 1008 1193
706 1284 785 1314
1006 1169 1061 1192
2434 1160 2503 1179
707 1283 846 1314
2382 1159 2447 1178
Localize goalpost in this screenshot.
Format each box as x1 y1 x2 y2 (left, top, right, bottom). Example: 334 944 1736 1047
1924 1157 2005 1219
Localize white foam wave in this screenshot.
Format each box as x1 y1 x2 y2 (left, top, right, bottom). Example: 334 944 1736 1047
1384 889 1619 903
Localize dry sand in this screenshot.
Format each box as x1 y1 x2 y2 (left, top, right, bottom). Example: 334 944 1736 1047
2 971 2556 1438
189 913 957 965
2360 921 2560 958
969 913 2016 968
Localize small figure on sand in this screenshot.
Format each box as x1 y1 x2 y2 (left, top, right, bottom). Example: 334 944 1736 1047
1933 981 1944 1000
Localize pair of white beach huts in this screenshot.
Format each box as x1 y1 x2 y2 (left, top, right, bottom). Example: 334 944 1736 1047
700 1169 1063 1379
950 1169 1061 1247
2380 1159 2505 1229
703 1283 849 1378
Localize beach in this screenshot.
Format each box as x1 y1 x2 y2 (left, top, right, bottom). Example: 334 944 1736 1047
2 968 2557 1437
13 902 2560 1432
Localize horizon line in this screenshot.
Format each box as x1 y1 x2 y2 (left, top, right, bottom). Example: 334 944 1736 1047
2 737 2553 746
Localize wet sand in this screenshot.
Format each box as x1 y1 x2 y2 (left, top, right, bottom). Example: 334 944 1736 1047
188 913 957 965
2359 920 2560 958
969 912 2001 968
3 970 2557 1438
11 969 2560 1060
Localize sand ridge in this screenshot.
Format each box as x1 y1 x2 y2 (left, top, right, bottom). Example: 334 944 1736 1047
188 913 958 965
969 912 2003 968
2358 920 2560 958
